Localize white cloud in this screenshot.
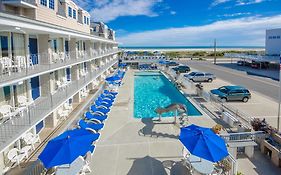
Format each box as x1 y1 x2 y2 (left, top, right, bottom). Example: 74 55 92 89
218 12 251 17
211 0 269 7
80 0 163 22
117 15 281 46
211 0 231 7
170 11 176 15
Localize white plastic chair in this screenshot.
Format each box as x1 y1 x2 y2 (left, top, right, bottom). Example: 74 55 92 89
7 148 26 166
17 96 34 107
64 103 73 112
22 132 41 150
52 53 59 63
56 81 67 90
58 52 65 62
57 108 68 120
0 105 14 122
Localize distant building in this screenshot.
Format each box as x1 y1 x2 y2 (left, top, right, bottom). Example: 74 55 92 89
265 28 281 56
90 22 115 40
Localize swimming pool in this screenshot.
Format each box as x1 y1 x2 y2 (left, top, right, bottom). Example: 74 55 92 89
134 71 202 118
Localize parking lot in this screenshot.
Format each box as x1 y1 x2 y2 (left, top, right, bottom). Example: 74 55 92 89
169 63 280 129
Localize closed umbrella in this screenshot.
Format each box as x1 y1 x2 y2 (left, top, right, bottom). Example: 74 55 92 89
39 129 99 169
106 76 121 82
179 124 228 162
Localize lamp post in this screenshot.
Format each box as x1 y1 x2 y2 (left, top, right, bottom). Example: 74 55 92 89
214 39 217 65
277 53 281 131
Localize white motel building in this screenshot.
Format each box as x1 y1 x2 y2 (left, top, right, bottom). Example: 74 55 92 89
0 0 119 173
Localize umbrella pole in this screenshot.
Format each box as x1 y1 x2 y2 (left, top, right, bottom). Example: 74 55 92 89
158 113 162 121
174 110 177 124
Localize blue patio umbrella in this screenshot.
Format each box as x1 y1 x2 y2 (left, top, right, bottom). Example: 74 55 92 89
179 124 229 162
39 128 99 169
159 60 169 64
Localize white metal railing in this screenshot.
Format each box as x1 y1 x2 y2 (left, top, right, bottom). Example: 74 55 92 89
177 73 254 128
226 154 237 175
0 59 117 152
220 131 266 143
0 49 119 87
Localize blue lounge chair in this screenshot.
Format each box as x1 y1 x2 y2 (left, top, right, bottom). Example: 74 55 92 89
100 95 115 102
95 100 112 109
97 96 114 104
104 90 118 96
78 119 104 131
85 112 107 122
101 93 115 100
91 105 110 115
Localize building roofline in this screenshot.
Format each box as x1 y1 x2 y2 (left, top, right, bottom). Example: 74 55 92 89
0 12 118 44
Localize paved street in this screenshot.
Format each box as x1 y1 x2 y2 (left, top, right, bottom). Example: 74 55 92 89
180 60 280 102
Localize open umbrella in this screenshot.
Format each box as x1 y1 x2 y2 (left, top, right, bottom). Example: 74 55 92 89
39 129 99 169
179 124 228 162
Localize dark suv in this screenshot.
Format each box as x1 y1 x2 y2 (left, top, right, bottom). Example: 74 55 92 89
210 86 251 102
172 65 190 73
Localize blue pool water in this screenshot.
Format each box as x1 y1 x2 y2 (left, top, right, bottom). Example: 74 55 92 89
134 71 202 118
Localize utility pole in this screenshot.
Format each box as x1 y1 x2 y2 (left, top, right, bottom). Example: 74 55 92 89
214 39 217 65
277 52 281 131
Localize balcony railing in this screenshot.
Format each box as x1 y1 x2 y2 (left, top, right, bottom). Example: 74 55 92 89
0 59 117 152
0 49 119 87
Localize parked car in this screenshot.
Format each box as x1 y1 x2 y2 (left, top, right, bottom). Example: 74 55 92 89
237 60 251 66
172 65 190 73
184 72 216 82
210 85 251 102
166 61 179 67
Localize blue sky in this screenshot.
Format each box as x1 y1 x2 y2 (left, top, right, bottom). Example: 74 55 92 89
75 0 281 46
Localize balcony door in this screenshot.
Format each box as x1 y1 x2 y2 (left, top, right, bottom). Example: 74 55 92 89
31 76 40 100
65 40 69 54
29 38 38 65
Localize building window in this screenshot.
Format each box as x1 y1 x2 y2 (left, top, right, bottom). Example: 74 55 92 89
49 0 54 9
68 7 72 17
277 36 280 39
73 9 76 19
84 16 86 24
273 36 277 39
40 0 47 6
87 17 89 25
0 35 9 57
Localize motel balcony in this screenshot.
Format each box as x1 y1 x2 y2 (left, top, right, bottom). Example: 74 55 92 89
2 0 37 8
0 59 118 152
0 49 120 88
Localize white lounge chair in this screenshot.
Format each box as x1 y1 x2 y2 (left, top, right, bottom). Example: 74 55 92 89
7 148 26 166
22 132 41 150
79 154 92 174
56 156 85 175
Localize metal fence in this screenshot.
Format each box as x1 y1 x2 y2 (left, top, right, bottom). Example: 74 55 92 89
0 59 117 152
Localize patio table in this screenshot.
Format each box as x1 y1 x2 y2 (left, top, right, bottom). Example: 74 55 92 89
188 154 214 174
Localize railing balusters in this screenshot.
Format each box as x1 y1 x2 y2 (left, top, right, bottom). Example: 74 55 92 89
0 59 117 151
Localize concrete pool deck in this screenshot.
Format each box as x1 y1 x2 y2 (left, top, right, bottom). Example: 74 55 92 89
89 70 216 175
89 69 281 175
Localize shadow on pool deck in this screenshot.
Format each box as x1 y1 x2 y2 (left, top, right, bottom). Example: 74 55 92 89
127 156 191 175
138 118 178 139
